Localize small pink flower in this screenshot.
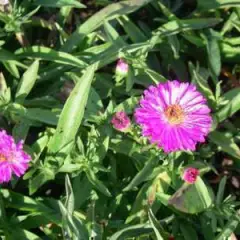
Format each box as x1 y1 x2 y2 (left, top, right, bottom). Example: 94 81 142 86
0 130 31 183
111 111 131 132
116 59 129 76
182 167 199 184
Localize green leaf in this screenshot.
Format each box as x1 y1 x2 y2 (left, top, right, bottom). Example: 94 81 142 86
59 201 88 240
29 169 55 195
15 46 87 68
0 194 7 227
215 88 240 122
7 103 59 125
118 15 147 43
126 182 151 224
103 20 126 47
8 228 42 240
189 62 216 108
221 12 238 36
47 64 96 155
145 68 167 84
123 157 159 191
60 175 88 240
168 35 180 59
156 193 171 206
214 214 240 240
15 60 39 103
0 72 11 105
87 42 149 70
168 177 213 214
203 31 221 77
65 175 75 214
84 87 104 122
126 66 135 92
197 0 240 11
1 189 61 225
209 131 240 160
26 108 59 125
216 176 227 205
24 96 61 109
3 61 20 78
0 49 18 61
61 0 154 52
13 120 30 142
150 18 222 47
73 176 92 209
147 171 171 205
33 0 86 8
148 208 165 240
180 222 198 240
115 96 139 114
110 138 150 165
220 43 240 62
200 215 215 240
109 223 152 240
86 170 111 197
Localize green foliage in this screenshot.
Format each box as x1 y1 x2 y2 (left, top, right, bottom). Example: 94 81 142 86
0 0 239 239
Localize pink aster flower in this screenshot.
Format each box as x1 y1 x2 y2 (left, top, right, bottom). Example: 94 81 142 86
111 111 131 132
0 130 31 183
116 59 129 76
182 167 199 184
135 80 212 152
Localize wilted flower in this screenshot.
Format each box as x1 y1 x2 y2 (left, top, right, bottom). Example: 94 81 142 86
111 111 131 132
116 59 129 77
0 130 31 183
182 167 199 184
135 80 212 152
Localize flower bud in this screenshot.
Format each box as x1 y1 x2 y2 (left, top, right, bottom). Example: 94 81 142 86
111 111 131 132
116 59 129 77
182 167 199 184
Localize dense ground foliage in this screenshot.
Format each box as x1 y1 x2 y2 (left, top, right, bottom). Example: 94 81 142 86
0 0 240 239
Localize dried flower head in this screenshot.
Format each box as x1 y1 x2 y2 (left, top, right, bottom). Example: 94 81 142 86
135 80 212 152
182 167 199 184
111 111 131 132
0 130 31 183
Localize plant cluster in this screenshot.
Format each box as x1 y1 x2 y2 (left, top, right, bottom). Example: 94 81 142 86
0 0 239 239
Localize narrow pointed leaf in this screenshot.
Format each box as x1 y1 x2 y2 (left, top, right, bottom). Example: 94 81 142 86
123 157 159 191
209 131 240 160
15 60 39 103
33 0 86 8
48 65 96 154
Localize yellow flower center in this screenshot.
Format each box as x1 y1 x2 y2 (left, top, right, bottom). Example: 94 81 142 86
164 104 184 125
0 153 7 162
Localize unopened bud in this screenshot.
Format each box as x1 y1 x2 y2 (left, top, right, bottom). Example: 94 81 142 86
116 59 129 77
111 111 131 132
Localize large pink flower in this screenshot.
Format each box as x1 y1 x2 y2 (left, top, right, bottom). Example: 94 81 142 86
0 130 31 183
135 80 212 152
